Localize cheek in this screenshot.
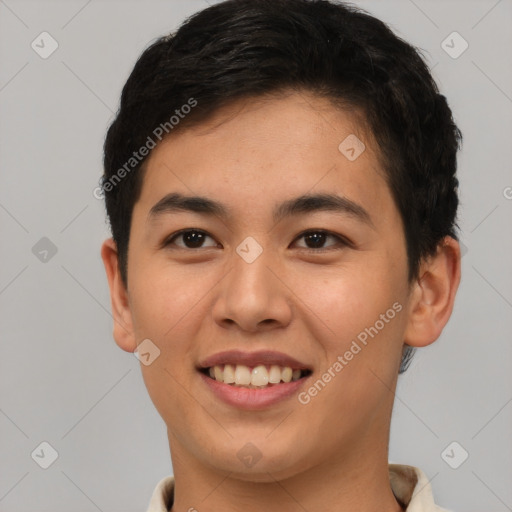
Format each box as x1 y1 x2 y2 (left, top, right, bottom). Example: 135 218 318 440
292 262 397 338
129 261 205 337
130 267 208 424
295 270 405 430
290 261 407 394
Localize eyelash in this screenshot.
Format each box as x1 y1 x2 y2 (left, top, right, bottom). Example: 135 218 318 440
162 228 352 252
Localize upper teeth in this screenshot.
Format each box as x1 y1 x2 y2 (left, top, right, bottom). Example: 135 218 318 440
208 364 302 387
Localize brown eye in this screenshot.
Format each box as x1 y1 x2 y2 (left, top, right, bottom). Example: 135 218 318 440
293 230 349 251
164 229 218 249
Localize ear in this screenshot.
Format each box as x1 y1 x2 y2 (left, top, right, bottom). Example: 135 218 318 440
403 236 461 348
100 238 137 352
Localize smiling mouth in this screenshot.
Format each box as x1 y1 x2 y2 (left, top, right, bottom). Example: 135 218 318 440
201 364 312 389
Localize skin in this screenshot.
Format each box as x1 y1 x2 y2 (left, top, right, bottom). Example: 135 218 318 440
101 90 461 512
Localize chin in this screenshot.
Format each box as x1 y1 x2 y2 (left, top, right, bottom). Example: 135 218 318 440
197 435 310 482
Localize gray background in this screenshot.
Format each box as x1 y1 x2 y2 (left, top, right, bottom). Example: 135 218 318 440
0 0 511 510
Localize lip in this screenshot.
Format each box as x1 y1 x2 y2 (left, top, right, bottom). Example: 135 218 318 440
199 372 311 410
197 350 312 410
198 350 311 370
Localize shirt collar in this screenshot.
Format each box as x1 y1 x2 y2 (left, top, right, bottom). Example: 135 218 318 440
146 464 451 512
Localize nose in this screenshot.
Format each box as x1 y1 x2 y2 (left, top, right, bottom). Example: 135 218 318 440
211 246 293 333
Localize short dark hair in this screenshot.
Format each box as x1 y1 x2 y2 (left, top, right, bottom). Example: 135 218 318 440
102 0 462 373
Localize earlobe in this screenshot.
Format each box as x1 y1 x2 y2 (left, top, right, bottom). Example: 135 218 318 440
100 238 137 352
403 236 461 348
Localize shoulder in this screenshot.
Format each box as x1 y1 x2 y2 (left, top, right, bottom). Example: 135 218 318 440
146 475 175 512
389 464 453 512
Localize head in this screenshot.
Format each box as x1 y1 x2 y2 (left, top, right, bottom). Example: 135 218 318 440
101 0 461 480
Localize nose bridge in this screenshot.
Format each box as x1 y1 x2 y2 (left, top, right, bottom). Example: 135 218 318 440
212 238 292 331
229 240 276 309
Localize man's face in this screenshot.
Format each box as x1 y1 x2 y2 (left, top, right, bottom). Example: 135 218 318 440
123 91 413 479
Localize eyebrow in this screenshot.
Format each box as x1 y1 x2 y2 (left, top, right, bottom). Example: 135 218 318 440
147 192 375 228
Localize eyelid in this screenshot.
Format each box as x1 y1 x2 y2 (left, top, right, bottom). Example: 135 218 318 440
161 228 218 249
292 229 352 251
162 228 353 252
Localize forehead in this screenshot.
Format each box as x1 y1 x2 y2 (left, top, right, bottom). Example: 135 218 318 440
136 91 390 221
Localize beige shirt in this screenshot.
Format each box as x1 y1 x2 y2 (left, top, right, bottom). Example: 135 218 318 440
146 464 452 511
